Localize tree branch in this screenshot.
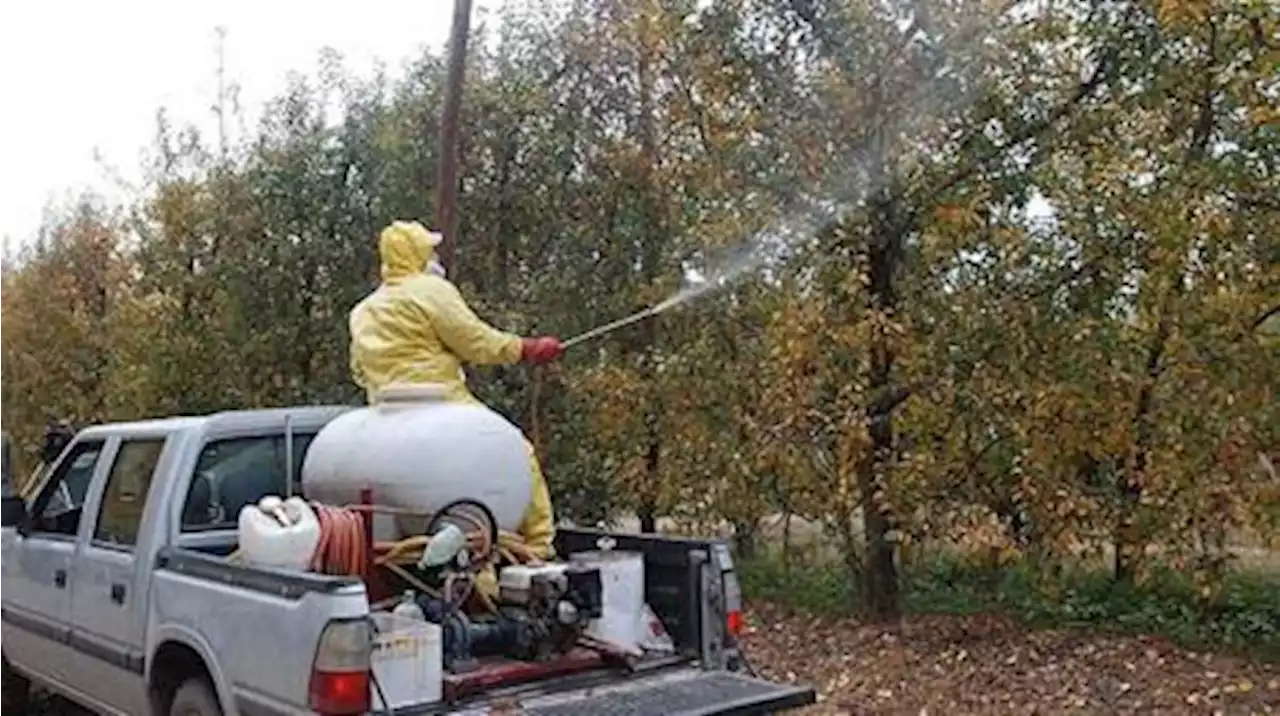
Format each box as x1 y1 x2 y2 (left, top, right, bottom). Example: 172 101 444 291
871 254 1102 420
1238 193 1280 213
1250 302 1280 332
927 43 1117 201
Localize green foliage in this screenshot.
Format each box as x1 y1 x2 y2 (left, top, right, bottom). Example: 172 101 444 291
2 0 1277 618
740 551 1280 660
737 551 860 617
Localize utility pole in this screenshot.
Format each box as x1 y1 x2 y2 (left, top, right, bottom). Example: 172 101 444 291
434 0 474 273
215 26 228 160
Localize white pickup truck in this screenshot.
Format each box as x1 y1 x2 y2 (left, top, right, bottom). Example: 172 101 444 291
0 408 815 715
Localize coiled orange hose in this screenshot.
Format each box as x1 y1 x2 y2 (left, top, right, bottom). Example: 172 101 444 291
305 503 515 570
310 503 369 578
299 500 545 614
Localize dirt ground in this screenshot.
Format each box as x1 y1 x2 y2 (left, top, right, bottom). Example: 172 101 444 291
741 603 1280 715
14 605 1277 715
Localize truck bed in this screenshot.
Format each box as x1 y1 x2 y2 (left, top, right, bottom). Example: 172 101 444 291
160 527 814 715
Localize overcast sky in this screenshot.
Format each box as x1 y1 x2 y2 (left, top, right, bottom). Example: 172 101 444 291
0 0 490 247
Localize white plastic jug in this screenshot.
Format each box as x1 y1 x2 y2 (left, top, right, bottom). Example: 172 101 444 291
238 495 321 571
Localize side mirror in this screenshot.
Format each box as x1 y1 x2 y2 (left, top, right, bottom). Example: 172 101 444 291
0 495 24 528
40 422 74 465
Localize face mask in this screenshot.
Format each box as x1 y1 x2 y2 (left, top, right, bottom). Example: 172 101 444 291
426 260 446 277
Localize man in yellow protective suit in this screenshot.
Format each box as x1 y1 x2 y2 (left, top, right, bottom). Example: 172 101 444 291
348 220 564 559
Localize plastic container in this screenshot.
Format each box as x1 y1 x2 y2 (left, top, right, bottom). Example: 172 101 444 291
392 591 426 621
569 544 645 653
639 603 675 654
371 612 442 709
419 524 468 568
237 496 320 571
301 384 534 536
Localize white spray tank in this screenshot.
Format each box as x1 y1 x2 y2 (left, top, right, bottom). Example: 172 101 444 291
301 384 534 539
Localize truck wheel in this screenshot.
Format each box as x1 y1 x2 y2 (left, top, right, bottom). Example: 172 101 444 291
169 677 221 716
1 656 30 711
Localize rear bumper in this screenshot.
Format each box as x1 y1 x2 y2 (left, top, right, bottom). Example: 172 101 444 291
403 664 815 716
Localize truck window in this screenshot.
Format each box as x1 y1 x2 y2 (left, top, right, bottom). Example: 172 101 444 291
94 439 166 548
181 433 315 531
28 439 106 537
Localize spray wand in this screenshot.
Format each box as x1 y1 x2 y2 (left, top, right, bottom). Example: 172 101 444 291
560 286 697 350
561 269 720 350
562 304 663 349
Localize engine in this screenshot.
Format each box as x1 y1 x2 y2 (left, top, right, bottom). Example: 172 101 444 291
408 562 602 671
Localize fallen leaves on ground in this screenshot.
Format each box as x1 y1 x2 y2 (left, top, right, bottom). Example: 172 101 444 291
741 603 1280 715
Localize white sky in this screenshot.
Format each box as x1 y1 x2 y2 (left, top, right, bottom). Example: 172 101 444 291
0 0 493 247
0 1 1054 248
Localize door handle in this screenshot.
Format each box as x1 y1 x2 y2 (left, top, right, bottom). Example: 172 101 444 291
54 569 67 589
110 583 126 604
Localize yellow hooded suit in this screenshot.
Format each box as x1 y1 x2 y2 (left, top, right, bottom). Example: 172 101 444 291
348 221 555 558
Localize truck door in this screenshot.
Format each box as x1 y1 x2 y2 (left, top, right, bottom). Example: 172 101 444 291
68 436 168 716
0 439 108 693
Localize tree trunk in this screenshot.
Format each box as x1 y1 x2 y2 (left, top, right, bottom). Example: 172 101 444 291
434 0 473 273
633 27 663 541
858 192 903 621
638 505 658 535
782 511 794 574
732 519 759 561
1115 313 1171 583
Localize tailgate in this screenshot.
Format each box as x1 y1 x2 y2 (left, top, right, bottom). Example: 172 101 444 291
449 667 816 715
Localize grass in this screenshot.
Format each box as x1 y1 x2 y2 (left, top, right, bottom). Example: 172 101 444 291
738 552 1280 661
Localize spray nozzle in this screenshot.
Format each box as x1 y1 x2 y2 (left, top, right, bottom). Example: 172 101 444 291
680 267 708 290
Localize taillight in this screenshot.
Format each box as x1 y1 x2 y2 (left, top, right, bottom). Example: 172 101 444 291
726 609 744 636
309 618 372 715
723 570 744 638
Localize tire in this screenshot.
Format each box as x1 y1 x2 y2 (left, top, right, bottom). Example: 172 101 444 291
1 656 30 712
168 677 221 716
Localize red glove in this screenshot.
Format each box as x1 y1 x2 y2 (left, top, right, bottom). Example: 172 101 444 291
520 336 564 364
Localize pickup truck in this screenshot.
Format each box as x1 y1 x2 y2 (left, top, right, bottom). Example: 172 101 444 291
1 408 816 715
